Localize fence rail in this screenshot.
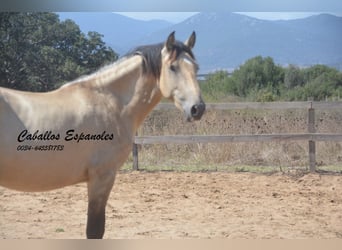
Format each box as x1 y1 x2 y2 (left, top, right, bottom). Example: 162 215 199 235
154 101 342 110
133 102 342 172
135 134 342 144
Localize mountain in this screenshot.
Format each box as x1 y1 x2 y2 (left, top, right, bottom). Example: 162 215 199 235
57 12 342 72
140 12 342 72
57 12 172 55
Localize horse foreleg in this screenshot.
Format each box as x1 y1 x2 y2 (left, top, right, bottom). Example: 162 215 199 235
86 170 115 239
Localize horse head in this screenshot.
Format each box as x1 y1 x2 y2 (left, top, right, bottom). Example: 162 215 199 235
159 31 205 121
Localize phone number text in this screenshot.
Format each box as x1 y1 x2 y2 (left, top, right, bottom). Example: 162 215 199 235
17 145 64 151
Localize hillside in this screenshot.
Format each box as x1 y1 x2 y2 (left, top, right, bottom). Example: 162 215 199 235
57 12 172 55
141 12 342 72
57 12 342 72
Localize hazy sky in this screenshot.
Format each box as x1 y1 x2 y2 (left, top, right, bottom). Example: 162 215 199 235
2 0 342 12
115 12 342 23
115 12 199 23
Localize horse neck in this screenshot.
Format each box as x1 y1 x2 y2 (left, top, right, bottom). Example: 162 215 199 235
126 77 163 130
92 55 162 132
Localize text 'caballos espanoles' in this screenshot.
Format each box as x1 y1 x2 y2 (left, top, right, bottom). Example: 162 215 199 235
17 129 114 143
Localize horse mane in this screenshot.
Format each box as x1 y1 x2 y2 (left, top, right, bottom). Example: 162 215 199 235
61 40 196 89
126 40 195 79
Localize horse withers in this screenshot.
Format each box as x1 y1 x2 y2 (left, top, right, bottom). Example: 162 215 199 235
0 31 205 238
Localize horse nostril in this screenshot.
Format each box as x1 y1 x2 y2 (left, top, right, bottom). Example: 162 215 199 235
191 105 199 116
191 102 205 120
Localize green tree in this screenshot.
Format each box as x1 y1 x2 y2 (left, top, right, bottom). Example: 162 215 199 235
301 67 342 100
284 64 304 88
0 13 118 92
200 70 236 101
199 56 342 102
281 65 342 101
232 56 284 97
303 65 334 83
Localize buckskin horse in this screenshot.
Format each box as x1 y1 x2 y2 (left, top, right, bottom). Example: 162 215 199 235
0 31 205 238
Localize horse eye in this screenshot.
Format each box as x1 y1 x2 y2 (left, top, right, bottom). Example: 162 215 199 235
170 65 177 72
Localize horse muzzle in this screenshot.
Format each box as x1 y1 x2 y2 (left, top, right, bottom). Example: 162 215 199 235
187 101 206 121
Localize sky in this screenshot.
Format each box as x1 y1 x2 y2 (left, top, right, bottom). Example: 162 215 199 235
115 12 342 23
115 12 199 23
1 0 342 12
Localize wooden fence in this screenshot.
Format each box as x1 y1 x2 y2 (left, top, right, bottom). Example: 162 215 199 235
132 102 342 172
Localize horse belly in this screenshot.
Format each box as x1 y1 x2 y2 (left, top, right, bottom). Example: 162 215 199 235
0 148 89 192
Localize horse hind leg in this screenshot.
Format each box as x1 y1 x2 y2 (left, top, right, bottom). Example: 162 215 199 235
86 170 116 239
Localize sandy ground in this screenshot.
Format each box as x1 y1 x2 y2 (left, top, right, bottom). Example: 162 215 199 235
0 171 342 239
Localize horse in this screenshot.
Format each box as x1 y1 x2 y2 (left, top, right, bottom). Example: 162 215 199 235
0 31 205 238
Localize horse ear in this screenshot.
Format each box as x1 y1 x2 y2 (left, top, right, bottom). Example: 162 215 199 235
185 31 196 49
165 31 175 52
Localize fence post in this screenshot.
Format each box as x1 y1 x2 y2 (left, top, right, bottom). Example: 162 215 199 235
132 132 139 171
308 103 316 172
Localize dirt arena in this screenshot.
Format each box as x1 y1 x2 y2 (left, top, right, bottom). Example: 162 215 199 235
0 171 341 239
